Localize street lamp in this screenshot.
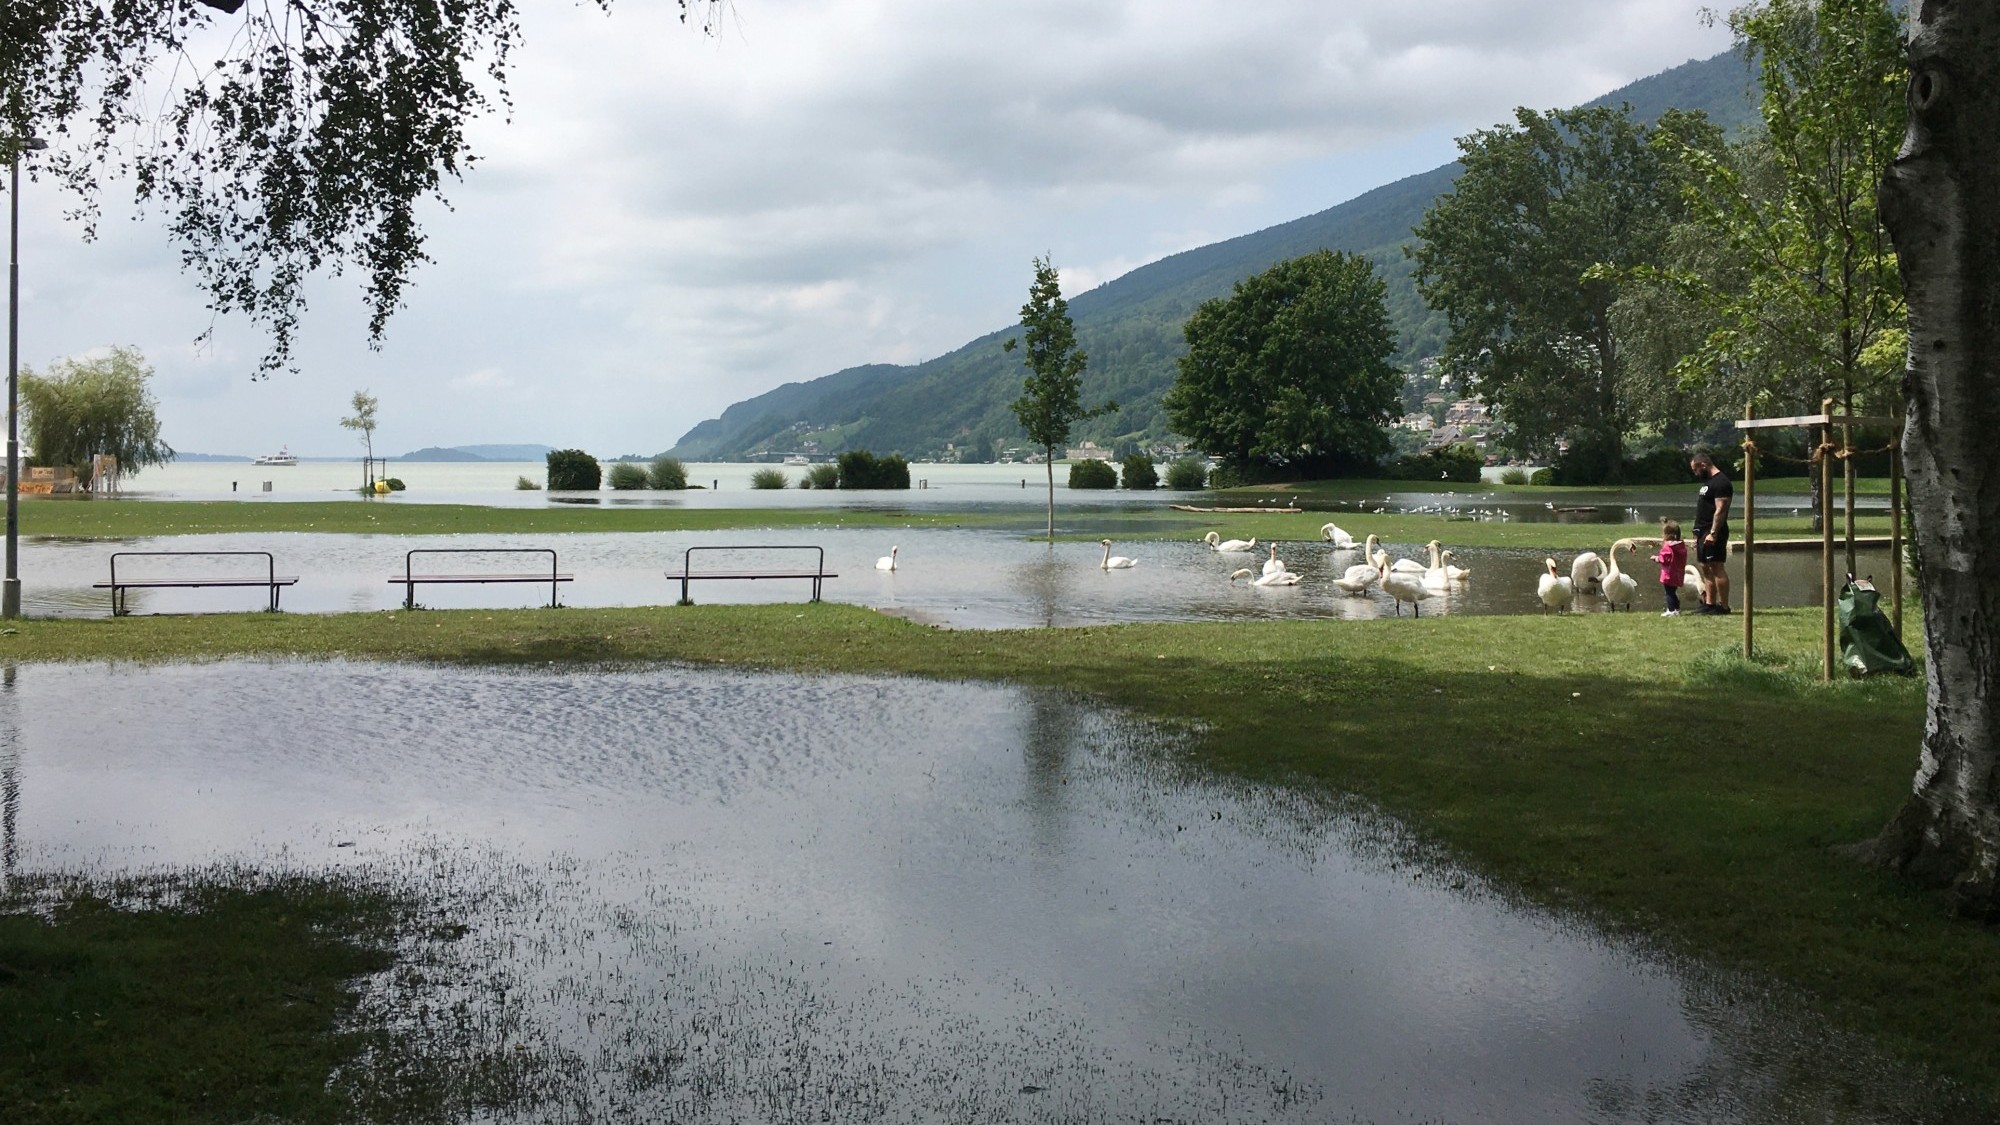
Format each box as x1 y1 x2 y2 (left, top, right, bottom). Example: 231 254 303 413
5 134 48 620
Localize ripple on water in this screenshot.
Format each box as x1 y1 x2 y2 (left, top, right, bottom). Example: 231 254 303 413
0 661 1951 1122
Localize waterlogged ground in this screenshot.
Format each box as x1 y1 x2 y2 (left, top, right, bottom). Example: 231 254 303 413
0 661 1941 1122
24 528 1891 626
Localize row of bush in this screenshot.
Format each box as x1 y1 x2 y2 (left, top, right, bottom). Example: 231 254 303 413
542 451 691 491
1067 455 1209 490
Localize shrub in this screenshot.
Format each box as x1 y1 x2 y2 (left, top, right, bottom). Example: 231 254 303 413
1621 448 1693 485
750 467 788 490
1499 467 1529 485
1067 458 1117 489
1384 442 1482 483
545 449 600 490
648 455 688 490
607 462 649 490
1530 467 1555 486
1120 454 1158 490
1163 457 1208 490
836 450 911 489
802 463 841 490
383 477 406 491
515 475 541 490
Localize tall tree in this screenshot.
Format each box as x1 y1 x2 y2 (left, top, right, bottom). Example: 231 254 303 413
19 346 172 487
1413 105 1680 482
1163 250 1399 476
339 390 379 489
1004 257 1112 541
2 0 721 374
1864 0 2000 921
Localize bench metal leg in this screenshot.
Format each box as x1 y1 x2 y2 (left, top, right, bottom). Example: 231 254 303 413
404 582 416 610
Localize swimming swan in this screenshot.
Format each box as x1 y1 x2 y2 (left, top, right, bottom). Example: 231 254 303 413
1099 539 1138 569
1320 523 1358 550
875 545 899 571
1204 532 1257 553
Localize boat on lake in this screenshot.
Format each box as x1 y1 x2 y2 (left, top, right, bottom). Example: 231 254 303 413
782 454 811 466
254 447 299 466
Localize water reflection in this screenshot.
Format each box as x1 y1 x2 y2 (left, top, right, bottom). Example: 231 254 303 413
3 661 1946 1121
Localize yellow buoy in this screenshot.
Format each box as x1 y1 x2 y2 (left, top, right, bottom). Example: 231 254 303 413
373 480 391 494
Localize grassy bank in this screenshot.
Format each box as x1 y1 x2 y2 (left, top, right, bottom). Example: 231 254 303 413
1 602 1991 1113
18 494 1897 551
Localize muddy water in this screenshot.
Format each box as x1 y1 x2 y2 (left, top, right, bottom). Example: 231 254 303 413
24 530 1893 627
0 661 1937 1121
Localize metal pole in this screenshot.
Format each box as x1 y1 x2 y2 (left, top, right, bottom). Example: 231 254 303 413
1741 404 1756 660
4 148 21 619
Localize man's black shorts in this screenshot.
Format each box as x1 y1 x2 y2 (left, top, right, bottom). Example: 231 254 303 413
1695 526 1728 564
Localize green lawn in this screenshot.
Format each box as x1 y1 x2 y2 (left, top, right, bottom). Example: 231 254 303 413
0 601 1990 1116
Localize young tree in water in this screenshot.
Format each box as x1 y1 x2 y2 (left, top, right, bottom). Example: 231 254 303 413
2 0 722 375
340 391 379 489
19 346 173 488
1004 257 1113 541
1863 0 2000 921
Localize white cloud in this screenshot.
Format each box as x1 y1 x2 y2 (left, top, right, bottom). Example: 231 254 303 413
11 0 1733 456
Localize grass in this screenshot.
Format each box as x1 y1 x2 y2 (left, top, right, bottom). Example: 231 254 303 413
1 602 1991 1113
0 872 406 1125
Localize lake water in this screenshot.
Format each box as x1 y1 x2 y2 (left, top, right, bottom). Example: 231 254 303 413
0 662 1940 1121
23 528 1892 626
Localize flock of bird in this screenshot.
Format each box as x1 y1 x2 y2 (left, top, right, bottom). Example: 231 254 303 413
877 525 1705 619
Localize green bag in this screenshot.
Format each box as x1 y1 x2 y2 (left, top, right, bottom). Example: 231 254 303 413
1838 578 1915 677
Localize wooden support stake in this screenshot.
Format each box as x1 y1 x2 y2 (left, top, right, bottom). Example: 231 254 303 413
1842 414 1857 578
1821 411 1837 681
1742 404 1756 660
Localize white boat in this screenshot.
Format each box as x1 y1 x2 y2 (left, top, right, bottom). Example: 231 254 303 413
254 447 299 466
782 454 811 466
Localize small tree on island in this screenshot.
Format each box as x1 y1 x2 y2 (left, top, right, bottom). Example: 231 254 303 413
545 449 600 490
1164 250 1400 478
1004 256 1114 540
19 346 173 489
339 390 379 489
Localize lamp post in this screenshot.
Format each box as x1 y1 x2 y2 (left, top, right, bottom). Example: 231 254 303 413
6 134 48 620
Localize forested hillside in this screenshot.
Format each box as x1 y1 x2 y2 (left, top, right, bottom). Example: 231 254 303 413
670 48 1758 462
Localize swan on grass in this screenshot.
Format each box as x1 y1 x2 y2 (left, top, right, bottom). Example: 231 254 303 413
1538 557 1575 614
1320 523 1358 550
1099 539 1138 569
1571 552 1605 596
875 545 899 571
1379 560 1432 616
1602 539 1639 611
1204 532 1257 553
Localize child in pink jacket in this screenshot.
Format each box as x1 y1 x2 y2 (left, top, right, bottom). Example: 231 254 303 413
1654 520 1688 617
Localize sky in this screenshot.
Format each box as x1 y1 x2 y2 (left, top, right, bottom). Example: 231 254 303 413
8 0 1734 459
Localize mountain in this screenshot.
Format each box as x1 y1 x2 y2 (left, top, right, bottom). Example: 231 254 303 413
392 443 556 462
670 47 1759 463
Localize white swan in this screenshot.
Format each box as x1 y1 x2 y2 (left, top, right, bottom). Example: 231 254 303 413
1681 564 1707 600
1421 541 1453 590
1440 550 1471 582
1365 533 1388 571
1204 532 1257 553
1099 539 1138 569
1253 568 1301 587
1320 522 1358 550
1262 542 1289 578
1538 557 1575 614
1602 539 1638 611
1379 561 1431 617
1331 566 1374 594
875 545 899 571
1571 551 1605 596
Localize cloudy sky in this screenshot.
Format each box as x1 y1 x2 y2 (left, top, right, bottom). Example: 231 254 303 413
10 0 1733 458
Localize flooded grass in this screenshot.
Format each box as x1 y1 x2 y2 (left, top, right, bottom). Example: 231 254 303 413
0 606 1987 1120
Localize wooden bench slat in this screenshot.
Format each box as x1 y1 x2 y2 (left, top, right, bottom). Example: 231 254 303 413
389 573 574 583
675 570 839 580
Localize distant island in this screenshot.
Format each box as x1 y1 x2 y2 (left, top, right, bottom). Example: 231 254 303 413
395 443 556 462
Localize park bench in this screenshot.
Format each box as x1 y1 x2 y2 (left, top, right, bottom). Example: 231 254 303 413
389 548 572 609
672 545 836 605
94 551 299 616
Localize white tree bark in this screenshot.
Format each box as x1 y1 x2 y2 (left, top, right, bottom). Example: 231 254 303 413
1871 0 2000 919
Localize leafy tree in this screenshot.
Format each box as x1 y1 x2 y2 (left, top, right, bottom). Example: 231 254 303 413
1119 453 1158 490
1863 0 2000 918
1067 459 1116 489
545 449 600 491
648 455 689 490
19 346 172 487
338 390 379 488
835 450 910 489
3 1 721 374
1164 250 1399 477
1413 105 1682 481
1004 257 1113 540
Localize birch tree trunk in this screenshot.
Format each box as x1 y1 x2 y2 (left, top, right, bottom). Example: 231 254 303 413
1867 0 2000 920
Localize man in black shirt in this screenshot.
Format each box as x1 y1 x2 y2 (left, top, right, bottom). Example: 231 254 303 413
1689 450 1733 614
